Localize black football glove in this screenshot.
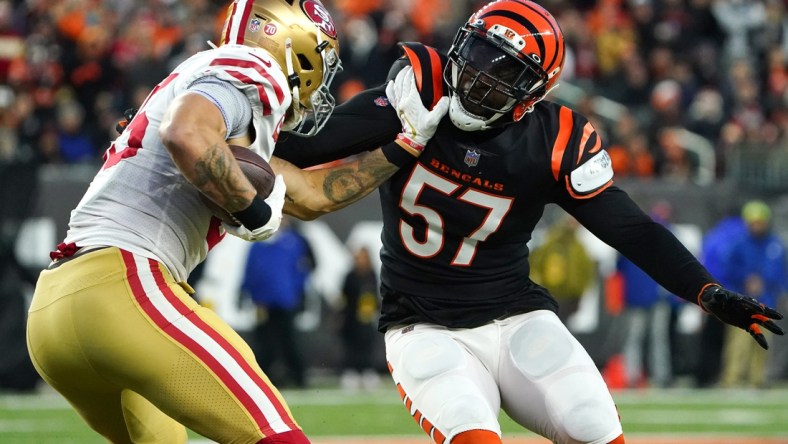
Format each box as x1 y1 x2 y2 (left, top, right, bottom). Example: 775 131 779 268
700 285 784 350
115 108 139 134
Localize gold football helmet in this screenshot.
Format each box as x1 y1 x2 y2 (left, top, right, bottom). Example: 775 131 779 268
221 0 342 136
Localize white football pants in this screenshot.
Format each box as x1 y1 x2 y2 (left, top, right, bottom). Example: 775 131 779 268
385 310 623 444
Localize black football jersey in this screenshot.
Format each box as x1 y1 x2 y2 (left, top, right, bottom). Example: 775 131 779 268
275 43 716 331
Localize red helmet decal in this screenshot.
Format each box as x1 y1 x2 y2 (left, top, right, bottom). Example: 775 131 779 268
301 0 337 39
264 22 277 36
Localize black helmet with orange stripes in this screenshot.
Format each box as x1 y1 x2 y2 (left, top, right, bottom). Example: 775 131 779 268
444 0 565 131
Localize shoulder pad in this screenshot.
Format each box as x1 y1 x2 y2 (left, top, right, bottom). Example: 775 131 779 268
397 42 448 110
569 150 614 194
200 47 288 114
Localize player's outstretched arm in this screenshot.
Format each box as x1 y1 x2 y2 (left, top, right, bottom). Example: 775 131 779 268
272 66 449 220
563 187 784 350
699 284 784 349
271 150 398 220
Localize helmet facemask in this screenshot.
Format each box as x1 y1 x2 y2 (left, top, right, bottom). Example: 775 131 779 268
445 22 550 131
443 0 566 131
282 35 342 136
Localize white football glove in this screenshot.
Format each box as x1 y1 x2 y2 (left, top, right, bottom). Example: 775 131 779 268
222 175 286 242
386 66 450 154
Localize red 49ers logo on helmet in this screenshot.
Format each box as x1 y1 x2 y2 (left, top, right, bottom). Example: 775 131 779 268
301 0 337 38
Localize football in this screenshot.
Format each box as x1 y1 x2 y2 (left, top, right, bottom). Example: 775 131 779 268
200 145 276 225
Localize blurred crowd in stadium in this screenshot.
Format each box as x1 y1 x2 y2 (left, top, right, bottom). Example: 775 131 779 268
0 0 785 178
0 0 786 393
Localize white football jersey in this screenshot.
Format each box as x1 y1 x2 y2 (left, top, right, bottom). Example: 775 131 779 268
64 44 291 282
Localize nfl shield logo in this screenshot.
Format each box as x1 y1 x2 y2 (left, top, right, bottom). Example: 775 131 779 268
464 149 480 167
374 96 389 107
249 18 262 33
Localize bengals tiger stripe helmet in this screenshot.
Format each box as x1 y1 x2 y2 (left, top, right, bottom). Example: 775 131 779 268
221 0 342 136
444 0 565 131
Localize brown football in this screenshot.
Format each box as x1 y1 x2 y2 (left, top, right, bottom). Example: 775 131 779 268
200 145 276 225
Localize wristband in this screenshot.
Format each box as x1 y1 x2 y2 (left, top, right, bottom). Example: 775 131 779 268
396 133 425 155
231 196 272 230
696 283 720 311
382 140 417 168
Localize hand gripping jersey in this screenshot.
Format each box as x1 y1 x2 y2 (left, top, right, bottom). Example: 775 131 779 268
64 45 291 282
275 43 715 331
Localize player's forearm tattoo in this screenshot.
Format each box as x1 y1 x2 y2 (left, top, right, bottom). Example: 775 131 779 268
322 150 399 204
193 143 252 212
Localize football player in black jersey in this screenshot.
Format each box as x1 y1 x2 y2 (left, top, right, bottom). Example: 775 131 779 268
274 1 784 443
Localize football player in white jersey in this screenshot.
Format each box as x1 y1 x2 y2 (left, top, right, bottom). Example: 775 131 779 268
26 1 447 443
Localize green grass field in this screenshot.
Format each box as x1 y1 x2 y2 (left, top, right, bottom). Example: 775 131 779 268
1 386 787 443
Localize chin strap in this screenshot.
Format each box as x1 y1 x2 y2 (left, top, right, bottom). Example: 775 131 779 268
282 37 305 131
512 83 560 122
284 38 300 105
512 103 529 122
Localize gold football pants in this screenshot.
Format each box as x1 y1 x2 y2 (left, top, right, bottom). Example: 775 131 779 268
27 247 303 444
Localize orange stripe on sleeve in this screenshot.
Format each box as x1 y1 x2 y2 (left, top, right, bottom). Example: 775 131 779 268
426 47 443 109
589 136 602 154
551 106 574 180
576 122 595 163
402 46 423 92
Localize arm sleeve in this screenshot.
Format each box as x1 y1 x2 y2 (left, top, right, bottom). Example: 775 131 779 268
187 76 252 139
273 58 412 168
274 84 402 168
557 186 718 304
545 106 715 303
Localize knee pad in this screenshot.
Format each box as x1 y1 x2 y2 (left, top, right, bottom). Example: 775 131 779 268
546 372 621 443
440 393 495 430
395 335 499 436
560 394 618 442
509 317 574 378
451 429 502 444
401 334 464 381
508 316 621 443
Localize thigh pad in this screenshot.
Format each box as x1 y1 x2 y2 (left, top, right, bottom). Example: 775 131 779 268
401 333 465 381
509 317 575 378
